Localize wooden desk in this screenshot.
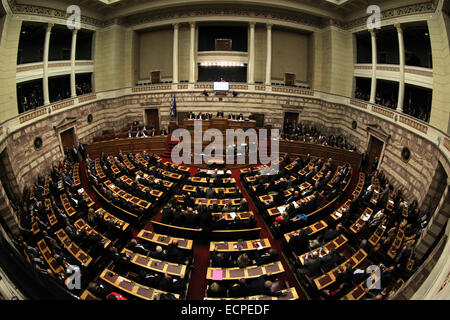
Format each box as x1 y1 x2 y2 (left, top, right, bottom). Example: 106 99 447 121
284 220 329 243
189 177 236 185
342 272 380 300
137 230 193 250
267 193 314 217
43 175 50 196
206 261 284 281
77 187 95 207
44 199 58 227
100 269 180 300
212 211 254 221
55 229 92 267
94 159 106 179
210 238 271 252
387 223 406 259
298 234 348 265
204 287 299 300
368 221 387 246
37 239 64 274
95 208 130 232
104 180 151 210
73 164 81 187
86 136 169 158
279 140 362 169
80 289 100 300
74 218 111 249
330 200 351 221
349 207 373 234
122 248 187 277
182 185 240 195
352 172 365 198
119 175 164 198
60 193 77 217
163 161 190 173
313 249 368 290
92 185 139 219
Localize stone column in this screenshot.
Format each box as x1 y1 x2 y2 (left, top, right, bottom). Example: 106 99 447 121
396 23 405 113
172 23 179 84
189 22 196 83
248 22 255 84
70 29 78 98
43 23 54 105
369 29 377 104
265 23 272 86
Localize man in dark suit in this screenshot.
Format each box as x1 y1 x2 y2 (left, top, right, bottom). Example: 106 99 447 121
248 274 283 297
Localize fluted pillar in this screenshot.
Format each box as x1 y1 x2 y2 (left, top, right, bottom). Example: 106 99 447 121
369 29 377 104
265 24 272 86
189 22 196 83
43 23 53 105
172 23 179 84
248 22 255 84
396 23 405 113
70 29 78 98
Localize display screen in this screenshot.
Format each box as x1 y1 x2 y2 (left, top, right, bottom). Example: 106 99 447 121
214 82 230 91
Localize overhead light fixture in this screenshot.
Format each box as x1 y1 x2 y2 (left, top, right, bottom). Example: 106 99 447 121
200 61 245 67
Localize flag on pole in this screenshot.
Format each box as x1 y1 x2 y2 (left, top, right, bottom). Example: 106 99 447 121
170 94 177 119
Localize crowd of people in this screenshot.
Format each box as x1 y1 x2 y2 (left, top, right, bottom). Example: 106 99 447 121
354 88 430 123
281 122 358 152
185 111 256 121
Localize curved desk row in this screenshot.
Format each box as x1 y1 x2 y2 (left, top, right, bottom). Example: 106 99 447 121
152 220 262 241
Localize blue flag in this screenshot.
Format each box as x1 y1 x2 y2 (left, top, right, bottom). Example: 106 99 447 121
170 94 177 118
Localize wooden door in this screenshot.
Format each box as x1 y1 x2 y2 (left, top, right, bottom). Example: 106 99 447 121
367 136 384 172
145 109 160 132
60 128 76 152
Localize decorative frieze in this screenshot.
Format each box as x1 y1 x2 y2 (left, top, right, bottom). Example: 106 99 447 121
132 85 172 92
19 108 47 124
399 115 429 134
350 99 368 109
78 94 97 103
405 68 434 77
17 64 43 73
271 87 313 96
51 99 75 112
372 105 395 119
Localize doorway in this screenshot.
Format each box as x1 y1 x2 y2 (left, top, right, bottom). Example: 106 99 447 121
145 109 160 133
367 135 384 172
60 128 76 153
284 112 299 125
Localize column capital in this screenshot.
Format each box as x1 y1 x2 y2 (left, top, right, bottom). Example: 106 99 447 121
249 22 256 28
189 21 196 28
394 23 403 33
46 23 54 32
266 23 273 30
72 28 79 35
173 23 179 29
369 28 376 37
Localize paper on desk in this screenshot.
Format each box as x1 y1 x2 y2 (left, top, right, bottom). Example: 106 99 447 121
78 188 84 194
229 212 237 219
335 211 342 218
279 206 287 213
212 270 223 281
293 201 299 208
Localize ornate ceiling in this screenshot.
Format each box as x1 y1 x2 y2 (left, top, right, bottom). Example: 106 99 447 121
9 0 440 30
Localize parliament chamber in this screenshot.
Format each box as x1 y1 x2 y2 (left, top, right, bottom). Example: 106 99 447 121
0 0 449 306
